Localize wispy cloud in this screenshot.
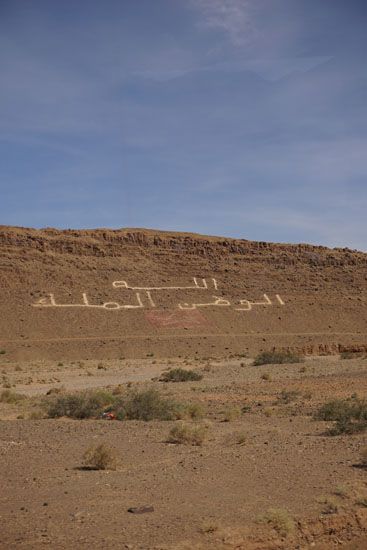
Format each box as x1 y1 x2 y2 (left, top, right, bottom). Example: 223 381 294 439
191 0 252 45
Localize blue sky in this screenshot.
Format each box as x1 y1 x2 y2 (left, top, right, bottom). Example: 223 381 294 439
1 0 366 250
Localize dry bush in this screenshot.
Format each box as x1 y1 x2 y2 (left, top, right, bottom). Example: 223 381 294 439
276 390 301 404
340 351 365 360
118 389 182 421
235 432 247 445
315 396 367 435
47 389 115 419
254 350 303 366
28 409 45 420
46 386 65 396
200 520 219 533
0 389 25 404
356 497 367 508
47 386 199 424
167 422 208 446
82 443 118 470
333 485 349 499
178 402 205 420
222 405 241 422
160 368 203 382
318 496 340 514
258 508 294 537
360 446 367 467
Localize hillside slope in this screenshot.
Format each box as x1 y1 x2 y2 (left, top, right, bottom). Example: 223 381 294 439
0 226 366 360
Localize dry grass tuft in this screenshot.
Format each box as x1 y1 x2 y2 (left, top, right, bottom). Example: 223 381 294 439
360 446 367 467
200 520 219 533
160 368 203 382
258 507 295 537
254 350 303 366
82 443 118 471
0 389 26 404
167 422 208 446
222 405 241 422
317 496 340 514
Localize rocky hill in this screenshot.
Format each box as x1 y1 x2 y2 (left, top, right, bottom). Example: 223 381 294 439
0 226 366 360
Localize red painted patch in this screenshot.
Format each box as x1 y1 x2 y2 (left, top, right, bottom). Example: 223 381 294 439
145 309 209 328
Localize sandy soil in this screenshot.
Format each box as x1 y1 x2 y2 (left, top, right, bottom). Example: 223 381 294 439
1 354 367 549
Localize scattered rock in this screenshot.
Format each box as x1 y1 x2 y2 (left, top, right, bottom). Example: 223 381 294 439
128 506 154 514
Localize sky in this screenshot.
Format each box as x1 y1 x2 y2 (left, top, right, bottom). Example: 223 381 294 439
0 0 366 250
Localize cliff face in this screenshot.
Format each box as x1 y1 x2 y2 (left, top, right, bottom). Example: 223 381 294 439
1 226 366 360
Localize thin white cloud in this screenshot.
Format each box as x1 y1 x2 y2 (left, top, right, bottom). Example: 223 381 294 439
191 0 252 45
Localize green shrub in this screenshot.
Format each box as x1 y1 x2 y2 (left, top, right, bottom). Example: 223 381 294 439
48 389 115 419
315 397 367 435
47 387 196 423
253 350 303 366
160 368 203 382
118 389 181 421
0 350 6 355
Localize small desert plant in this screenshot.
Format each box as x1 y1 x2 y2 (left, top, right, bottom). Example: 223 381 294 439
200 520 219 533
356 497 367 508
47 389 115 419
333 485 349 499
254 350 303 366
28 409 45 420
258 508 294 537
222 405 241 422
0 350 6 355
0 389 25 404
160 368 203 382
318 496 339 514
167 422 208 446
276 390 301 404
235 432 247 445
46 386 64 395
360 446 367 467
340 351 364 360
314 396 367 435
181 402 205 420
261 372 271 381
119 389 181 421
82 443 117 470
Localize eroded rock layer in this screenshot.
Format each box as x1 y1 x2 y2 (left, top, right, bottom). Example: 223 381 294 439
1 226 366 359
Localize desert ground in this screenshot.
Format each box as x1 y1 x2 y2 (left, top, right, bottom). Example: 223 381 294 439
1 227 367 548
1 352 367 549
